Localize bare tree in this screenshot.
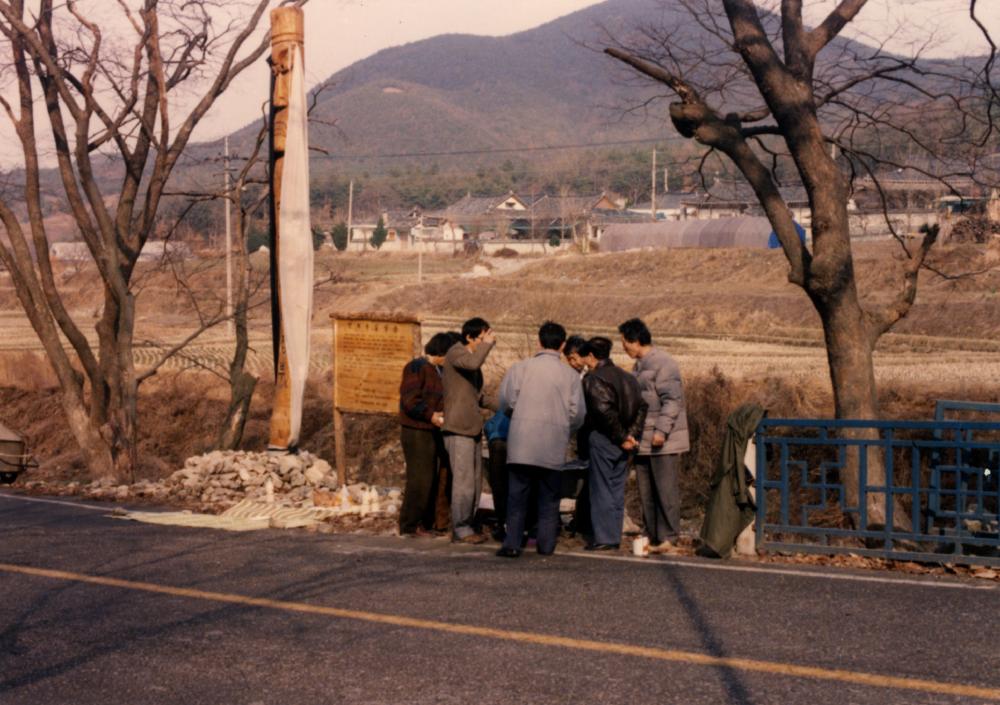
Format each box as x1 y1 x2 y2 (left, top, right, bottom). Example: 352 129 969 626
160 127 270 451
216 134 268 451
604 0 996 528
0 0 296 481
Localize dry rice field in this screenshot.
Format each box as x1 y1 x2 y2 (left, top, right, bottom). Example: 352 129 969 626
1 241 998 392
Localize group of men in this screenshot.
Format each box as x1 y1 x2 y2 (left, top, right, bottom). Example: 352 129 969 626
397 316 689 557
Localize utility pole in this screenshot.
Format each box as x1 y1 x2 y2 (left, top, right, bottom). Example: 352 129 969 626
650 147 657 222
224 136 233 337
347 179 354 251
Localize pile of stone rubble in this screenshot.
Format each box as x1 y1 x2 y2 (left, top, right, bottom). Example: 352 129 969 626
80 449 402 516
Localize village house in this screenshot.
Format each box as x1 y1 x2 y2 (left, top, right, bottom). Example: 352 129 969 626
847 173 974 238
416 191 630 253
347 207 422 252
680 178 813 227
329 167 993 257
526 193 620 241
627 192 700 221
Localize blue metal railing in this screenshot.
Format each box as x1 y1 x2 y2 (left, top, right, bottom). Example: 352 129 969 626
754 416 1000 566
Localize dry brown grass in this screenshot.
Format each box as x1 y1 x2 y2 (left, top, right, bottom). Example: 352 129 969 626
5 365 998 528
0 351 58 389
0 370 401 486
373 241 1000 343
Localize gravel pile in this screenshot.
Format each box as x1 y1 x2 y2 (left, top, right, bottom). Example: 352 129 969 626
78 450 402 515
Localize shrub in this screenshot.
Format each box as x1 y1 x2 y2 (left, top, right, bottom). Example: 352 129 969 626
370 216 388 250
311 227 326 251
331 222 349 251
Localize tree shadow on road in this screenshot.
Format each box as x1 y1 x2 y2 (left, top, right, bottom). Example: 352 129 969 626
657 563 757 705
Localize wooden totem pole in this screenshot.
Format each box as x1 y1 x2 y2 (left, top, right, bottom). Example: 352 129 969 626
268 7 312 452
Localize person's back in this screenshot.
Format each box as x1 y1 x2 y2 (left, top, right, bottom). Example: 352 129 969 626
496 321 584 558
504 352 585 470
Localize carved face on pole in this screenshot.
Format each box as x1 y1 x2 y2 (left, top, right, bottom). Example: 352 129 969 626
270 45 293 153
269 7 303 155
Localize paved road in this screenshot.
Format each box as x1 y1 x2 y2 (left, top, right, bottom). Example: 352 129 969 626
1 492 998 705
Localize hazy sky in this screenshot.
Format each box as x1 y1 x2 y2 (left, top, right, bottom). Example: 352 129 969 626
0 0 996 167
199 0 1000 142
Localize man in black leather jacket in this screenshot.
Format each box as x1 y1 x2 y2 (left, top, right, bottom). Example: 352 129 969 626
580 337 648 550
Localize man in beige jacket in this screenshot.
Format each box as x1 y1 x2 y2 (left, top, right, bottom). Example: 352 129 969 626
442 317 496 543
619 317 689 553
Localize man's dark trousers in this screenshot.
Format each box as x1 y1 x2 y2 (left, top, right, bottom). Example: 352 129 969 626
487 439 508 532
635 454 681 543
502 464 561 554
399 426 439 533
587 430 629 546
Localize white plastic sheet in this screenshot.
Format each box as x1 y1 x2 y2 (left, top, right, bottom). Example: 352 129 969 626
278 46 313 447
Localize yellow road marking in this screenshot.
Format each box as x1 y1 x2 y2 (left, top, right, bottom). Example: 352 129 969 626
2 561 998 701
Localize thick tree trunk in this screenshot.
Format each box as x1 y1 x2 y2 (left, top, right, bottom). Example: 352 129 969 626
815 292 890 529
82 287 140 484
59 388 116 481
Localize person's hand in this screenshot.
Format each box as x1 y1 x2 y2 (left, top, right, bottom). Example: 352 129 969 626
431 412 445 428
621 436 637 451
651 431 666 448
482 328 496 345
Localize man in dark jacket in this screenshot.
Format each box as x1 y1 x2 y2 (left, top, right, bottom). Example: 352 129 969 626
398 332 454 536
580 336 648 550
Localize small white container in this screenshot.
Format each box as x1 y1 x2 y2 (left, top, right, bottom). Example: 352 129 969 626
632 536 649 557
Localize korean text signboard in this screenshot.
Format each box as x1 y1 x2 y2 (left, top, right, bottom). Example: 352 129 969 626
332 316 421 414
330 314 421 483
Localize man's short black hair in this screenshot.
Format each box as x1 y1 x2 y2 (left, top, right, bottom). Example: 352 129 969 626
618 318 652 346
564 335 587 356
538 321 567 351
424 332 454 357
461 317 490 343
587 336 613 360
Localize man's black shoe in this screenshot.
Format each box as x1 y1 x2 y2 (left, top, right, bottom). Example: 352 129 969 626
584 543 620 551
495 547 522 558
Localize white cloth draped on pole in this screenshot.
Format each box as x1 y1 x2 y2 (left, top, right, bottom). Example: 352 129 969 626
278 45 313 447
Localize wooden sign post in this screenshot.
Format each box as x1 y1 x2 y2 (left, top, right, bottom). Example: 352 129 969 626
331 314 422 486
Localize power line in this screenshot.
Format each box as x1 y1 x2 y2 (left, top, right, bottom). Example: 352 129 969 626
309 136 683 161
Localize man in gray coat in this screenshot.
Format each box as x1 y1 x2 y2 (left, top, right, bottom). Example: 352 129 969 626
619 317 689 552
496 321 585 557
442 317 495 544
